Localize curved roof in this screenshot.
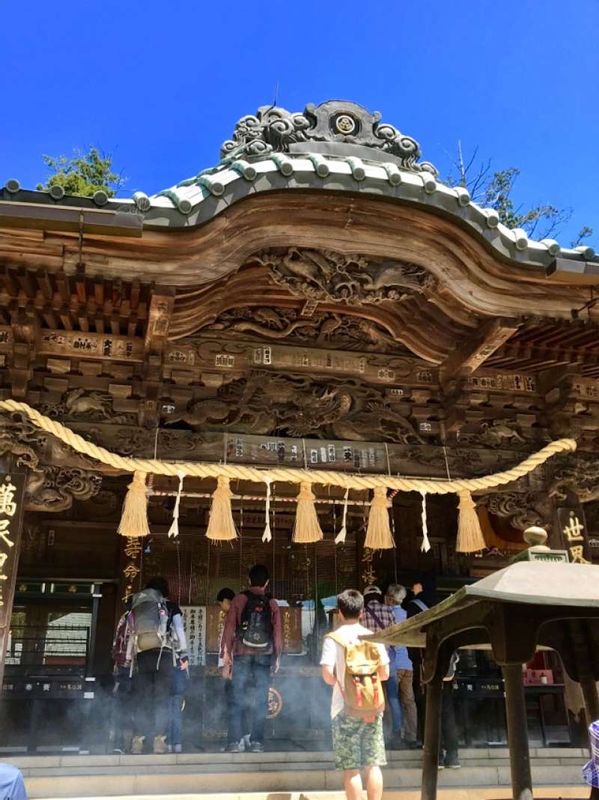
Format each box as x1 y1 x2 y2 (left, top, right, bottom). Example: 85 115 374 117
1 100 597 279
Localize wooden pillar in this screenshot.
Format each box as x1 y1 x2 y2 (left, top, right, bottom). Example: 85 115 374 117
502 663 533 800
421 675 443 800
0 472 27 690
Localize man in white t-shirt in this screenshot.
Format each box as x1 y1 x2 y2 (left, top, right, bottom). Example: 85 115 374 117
320 589 390 800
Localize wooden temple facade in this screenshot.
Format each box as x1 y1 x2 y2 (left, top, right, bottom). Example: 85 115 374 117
0 100 597 752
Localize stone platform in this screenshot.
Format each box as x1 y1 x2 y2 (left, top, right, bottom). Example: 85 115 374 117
5 748 588 799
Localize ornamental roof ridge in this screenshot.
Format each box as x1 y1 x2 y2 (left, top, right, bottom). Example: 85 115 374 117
218 100 438 174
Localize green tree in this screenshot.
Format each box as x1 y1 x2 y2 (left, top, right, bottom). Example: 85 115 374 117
37 147 124 197
446 143 593 246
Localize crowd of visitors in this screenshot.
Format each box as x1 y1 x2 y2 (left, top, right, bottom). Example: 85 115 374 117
108 568 457 796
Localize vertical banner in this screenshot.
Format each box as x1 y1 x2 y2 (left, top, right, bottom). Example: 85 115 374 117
181 606 207 666
556 503 592 564
0 472 26 689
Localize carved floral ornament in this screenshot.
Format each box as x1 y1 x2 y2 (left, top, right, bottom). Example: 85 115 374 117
220 101 438 174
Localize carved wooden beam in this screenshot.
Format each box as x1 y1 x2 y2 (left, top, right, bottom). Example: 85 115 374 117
440 318 520 389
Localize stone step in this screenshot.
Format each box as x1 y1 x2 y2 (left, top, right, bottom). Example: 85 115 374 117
8 746 589 771
6 750 587 799
26 793 596 800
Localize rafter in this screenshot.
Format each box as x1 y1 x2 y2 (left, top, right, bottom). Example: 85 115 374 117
440 318 520 389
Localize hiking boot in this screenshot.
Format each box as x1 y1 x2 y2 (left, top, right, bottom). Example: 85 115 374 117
131 736 145 755
225 741 242 753
153 735 168 754
249 740 264 753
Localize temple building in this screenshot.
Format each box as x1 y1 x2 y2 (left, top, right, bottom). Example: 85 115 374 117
0 100 597 754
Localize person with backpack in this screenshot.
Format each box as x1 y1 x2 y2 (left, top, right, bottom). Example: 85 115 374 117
361 586 402 749
220 565 282 753
384 584 419 749
110 598 134 753
115 576 189 755
320 589 389 800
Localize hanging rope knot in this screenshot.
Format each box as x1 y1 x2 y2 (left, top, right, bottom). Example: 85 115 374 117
206 475 238 542
456 489 486 553
118 471 150 538
364 486 394 550
293 481 323 543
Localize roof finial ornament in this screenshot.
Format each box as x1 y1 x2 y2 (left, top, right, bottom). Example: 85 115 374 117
220 100 438 175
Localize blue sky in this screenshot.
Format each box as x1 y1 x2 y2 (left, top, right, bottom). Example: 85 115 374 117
1 1 597 245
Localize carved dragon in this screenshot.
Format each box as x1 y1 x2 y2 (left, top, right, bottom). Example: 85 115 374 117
168 371 424 443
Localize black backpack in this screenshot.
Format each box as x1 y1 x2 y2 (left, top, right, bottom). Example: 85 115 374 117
238 591 273 649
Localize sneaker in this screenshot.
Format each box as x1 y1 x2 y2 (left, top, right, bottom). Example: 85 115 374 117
153 735 168 754
405 739 422 750
249 740 264 753
444 757 461 769
242 734 251 751
225 741 242 753
131 736 144 755
173 744 182 754
388 734 405 750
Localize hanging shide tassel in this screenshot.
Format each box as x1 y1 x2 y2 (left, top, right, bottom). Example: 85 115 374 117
118 471 150 538
262 479 272 543
293 481 323 544
456 489 486 553
206 476 238 541
364 486 395 550
420 491 431 553
335 488 350 545
167 472 185 539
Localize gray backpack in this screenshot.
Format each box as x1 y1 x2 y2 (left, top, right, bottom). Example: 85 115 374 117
127 588 171 656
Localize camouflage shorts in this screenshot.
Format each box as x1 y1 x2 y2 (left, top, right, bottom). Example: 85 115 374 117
331 712 386 771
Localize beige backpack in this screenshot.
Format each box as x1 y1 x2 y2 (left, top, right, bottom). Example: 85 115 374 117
327 631 385 722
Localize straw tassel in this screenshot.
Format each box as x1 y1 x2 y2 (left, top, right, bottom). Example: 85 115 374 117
262 479 272 543
335 488 350 545
206 476 238 541
167 472 185 539
420 491 431 553
456 489 486 553
293 481 323 544
118 471 150 538
364 486 395 550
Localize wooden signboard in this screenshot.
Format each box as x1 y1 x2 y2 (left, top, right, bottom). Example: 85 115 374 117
205 604 303 655
0 473 26 689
